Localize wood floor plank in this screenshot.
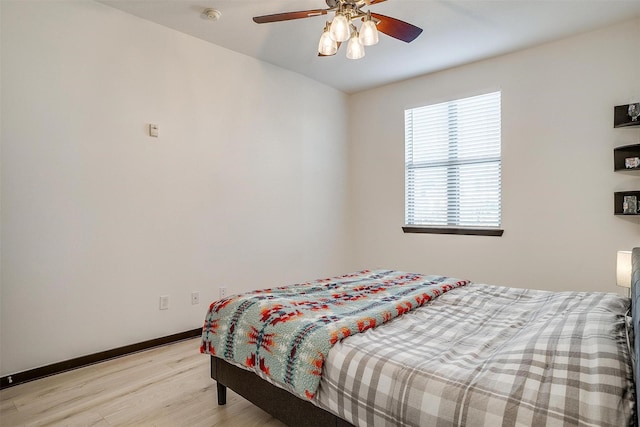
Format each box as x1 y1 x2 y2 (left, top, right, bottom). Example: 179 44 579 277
0 338 286 426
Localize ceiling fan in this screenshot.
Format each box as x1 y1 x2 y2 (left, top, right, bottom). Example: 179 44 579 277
252 0 423 59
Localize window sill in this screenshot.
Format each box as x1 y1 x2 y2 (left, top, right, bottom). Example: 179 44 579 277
402 226 504 236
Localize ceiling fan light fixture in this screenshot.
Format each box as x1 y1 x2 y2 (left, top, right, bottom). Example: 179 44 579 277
359 13 378 46
330 13 351 42
251 0 424 60
318 22 338 55
346 31 365 59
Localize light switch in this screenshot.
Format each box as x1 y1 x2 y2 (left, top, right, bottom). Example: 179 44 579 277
149 124 159 137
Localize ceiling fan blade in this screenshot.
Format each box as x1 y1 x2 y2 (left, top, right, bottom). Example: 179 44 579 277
370 13 423 43
364 0 387 4
253 9 328 24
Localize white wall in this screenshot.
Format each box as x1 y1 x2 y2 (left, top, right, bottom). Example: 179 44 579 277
2 2 639 379
0 1 349 376
347 18 640 292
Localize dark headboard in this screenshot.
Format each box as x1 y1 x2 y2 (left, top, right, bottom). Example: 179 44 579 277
632 247 640 427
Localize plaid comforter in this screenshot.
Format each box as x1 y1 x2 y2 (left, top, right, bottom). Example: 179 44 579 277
316 284 634 427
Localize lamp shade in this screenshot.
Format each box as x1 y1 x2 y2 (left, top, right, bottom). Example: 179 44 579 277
330 13 350 42
617 250 632 288
359 19 379 46
318 25 337 56
346 32 365 59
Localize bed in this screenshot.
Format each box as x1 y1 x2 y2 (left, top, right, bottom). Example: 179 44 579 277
201 250 639 426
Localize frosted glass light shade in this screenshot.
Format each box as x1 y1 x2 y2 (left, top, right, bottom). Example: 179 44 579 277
359 19 379 46
330 14 350 42
617 250 632 288
346 32 365 59
318 29 337 55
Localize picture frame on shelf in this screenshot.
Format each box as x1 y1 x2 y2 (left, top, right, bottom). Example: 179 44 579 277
625 157 640 169
623 195 638 214
629 103 640 122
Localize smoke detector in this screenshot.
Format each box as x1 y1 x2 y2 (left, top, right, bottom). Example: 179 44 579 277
203 8 221 21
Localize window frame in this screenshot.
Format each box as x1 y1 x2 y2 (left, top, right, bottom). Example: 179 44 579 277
403 91 503 237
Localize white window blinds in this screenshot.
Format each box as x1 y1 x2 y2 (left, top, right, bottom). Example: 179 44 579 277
405 91 501 229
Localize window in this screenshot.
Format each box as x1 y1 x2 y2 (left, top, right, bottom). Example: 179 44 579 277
404 91 502 236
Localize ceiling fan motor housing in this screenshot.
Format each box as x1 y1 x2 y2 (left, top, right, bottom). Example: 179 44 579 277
326 0 370 8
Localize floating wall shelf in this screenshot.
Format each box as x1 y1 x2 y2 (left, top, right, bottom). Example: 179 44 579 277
614 191 640 215
613 103 640 216
614 144 640 171
614 103 640 128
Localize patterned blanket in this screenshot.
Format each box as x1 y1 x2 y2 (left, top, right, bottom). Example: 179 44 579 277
200 270 469 399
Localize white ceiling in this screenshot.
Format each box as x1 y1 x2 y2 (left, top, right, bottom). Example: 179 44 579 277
99 0 640 94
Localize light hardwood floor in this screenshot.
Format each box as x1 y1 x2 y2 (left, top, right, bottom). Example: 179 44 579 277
0 338 286 426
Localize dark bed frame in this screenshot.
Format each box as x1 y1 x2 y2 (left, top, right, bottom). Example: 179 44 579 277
211 248 640 426
211 356 353 426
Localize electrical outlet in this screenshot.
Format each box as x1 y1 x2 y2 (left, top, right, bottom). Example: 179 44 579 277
191 291 200 305
219 287 227 298
159 295 169 310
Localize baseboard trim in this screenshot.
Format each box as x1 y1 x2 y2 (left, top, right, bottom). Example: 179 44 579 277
0 328 202 389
